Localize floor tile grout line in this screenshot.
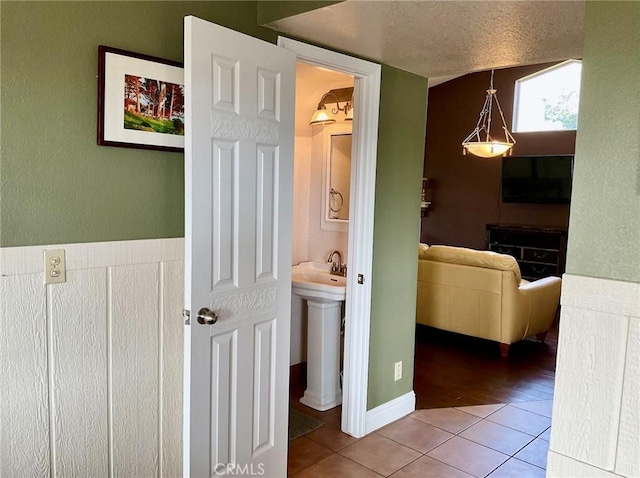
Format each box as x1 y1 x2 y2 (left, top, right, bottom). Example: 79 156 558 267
510 456 547 470
483 416 551 436
389 453 425 477
406 414 465 435
508 402 554 418
336 449 405 477
374 426 457 455
408 413 482 435
337 453 375 473
458 420 537 457
534 426 551 441
454 403 508 417
303 428 359 452
426 453 547 478
482 404 552 435
477 414 539 437
289 446 334 477
423 451 496 478
442 434 512 459
483 458 509 478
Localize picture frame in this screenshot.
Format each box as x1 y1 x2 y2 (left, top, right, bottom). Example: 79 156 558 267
97 45 184 152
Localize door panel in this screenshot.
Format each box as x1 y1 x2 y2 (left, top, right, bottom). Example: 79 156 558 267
210 331 236 467
212 56 238 113
212 140 237 290
252 319 276 454
184 16 295 477
257 69 280 121
256 145 277 281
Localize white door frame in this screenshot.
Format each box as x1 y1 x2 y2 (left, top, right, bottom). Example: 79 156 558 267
278 37 381 438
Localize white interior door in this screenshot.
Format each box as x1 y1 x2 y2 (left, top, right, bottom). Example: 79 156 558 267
184 16 295 477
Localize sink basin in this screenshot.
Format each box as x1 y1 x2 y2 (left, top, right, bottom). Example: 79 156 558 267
292 262 346 302
291 262 346 411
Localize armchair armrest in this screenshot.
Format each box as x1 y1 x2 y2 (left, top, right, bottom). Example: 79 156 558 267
519 276 562 292
502 275 562 343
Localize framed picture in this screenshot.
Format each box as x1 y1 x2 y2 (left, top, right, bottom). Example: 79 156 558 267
97 45 184 152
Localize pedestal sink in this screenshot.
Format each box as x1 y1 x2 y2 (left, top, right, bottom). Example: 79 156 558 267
291 262 346 411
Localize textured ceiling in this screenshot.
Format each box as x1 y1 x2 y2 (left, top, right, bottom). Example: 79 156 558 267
266 0 586 82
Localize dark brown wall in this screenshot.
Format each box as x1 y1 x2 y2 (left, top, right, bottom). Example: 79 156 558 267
421 63 576 249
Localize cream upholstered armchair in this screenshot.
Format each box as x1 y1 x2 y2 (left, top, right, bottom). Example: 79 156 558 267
416 244 561 356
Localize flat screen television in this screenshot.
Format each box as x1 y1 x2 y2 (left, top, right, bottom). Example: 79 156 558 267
502 155 573 204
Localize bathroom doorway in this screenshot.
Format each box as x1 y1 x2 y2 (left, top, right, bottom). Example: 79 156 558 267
288 62 354 439
279 38 382 439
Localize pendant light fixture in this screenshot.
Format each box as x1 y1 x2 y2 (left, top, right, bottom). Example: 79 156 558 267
310 87 354 125
462 69 515 158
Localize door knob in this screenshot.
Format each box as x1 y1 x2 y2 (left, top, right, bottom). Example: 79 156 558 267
197 307 218 325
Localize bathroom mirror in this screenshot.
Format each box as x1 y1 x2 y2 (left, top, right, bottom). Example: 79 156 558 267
321 124 352 232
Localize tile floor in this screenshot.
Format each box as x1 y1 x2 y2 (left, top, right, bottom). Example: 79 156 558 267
288 400 553 477
414 324 557 409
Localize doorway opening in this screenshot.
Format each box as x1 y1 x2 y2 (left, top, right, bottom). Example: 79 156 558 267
288 61 354 447
279 37 382 440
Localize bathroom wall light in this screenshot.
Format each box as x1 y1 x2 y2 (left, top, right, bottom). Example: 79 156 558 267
345 94 354 121
462 69 515 158
310 87 354 125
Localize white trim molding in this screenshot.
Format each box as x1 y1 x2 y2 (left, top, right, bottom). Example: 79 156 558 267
560 273 639 317
278 36 382 438
0 238 184 276
549 273 640 478
365 391 416 435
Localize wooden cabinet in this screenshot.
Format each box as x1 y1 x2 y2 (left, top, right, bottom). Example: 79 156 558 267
486 224 567 281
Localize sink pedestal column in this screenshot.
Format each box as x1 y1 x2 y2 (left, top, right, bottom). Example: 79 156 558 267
300 300 342 411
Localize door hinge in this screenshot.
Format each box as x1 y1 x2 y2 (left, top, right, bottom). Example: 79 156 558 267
183 309 191 325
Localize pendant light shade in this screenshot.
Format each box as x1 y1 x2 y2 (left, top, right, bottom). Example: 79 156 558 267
310 106 336 125
462 70 515 158
463 142 513 158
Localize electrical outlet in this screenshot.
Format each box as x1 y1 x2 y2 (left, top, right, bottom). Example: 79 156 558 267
394 361 402 381
44 249 66 284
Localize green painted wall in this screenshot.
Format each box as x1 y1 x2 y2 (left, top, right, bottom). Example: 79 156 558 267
3 1 430 413
0 1 276 247
367 67 428 410
565 1 640 282
257 1 341 26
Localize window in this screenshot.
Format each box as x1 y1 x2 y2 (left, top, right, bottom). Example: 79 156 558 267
513 60 582 133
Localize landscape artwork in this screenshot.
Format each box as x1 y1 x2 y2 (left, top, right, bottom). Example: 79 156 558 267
123 75 184 136
98 45 184 152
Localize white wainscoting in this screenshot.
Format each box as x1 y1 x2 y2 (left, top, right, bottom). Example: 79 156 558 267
549 273 640 478
0 238 184 477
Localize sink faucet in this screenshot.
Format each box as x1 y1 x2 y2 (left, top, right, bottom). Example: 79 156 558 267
327 250 347 276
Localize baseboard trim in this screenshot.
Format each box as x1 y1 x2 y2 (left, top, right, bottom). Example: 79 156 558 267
365 391 415 434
